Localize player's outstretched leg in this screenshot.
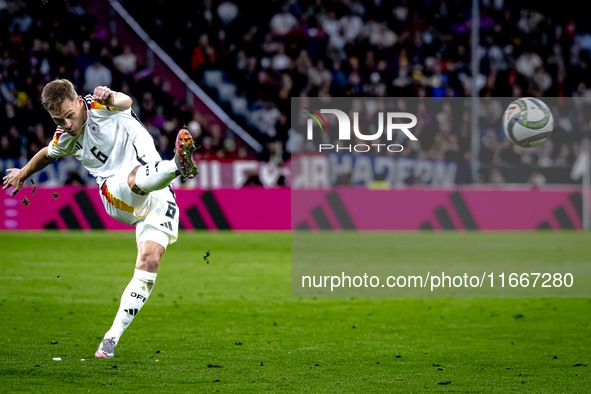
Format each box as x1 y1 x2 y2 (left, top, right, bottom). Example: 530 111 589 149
96 242 163 358
133 129 198 193
95 269 157 358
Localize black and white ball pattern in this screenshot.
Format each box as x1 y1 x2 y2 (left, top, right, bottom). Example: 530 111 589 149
503 98 554 148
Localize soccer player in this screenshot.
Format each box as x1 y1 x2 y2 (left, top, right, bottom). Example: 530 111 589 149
2 79 198 358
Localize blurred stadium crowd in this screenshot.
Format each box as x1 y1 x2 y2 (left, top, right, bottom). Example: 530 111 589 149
1 0 591 184
0 0 249 168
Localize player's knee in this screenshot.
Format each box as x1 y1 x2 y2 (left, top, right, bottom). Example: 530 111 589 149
127 165 140 189
128 165 148 195
137 251 161 272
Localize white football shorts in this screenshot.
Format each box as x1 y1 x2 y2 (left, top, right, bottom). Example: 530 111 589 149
98 173 179 249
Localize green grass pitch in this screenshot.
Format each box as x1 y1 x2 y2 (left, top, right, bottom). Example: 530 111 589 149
0 231 590 392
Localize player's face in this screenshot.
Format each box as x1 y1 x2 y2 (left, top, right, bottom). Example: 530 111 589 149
50 96 87 137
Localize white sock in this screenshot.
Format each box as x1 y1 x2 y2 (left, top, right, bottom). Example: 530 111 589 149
134 160 179 193
104 269 157 343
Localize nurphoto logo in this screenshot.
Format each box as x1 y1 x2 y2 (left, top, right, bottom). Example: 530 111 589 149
303 107 418 153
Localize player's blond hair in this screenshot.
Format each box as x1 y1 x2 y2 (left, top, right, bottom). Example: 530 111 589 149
41 79 78 115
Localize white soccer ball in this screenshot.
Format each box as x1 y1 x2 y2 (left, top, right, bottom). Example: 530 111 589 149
502 97 554 148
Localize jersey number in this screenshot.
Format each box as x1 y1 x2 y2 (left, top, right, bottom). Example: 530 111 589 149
165 201 177 219
91 146 109 164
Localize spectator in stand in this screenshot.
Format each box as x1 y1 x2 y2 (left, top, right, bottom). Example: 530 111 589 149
191 33 216 79
217 1 239 26
113 45 137 76
84 59 113 93
76 41 95 76
2 126 26 159
490 169 505 185
270 4 298 37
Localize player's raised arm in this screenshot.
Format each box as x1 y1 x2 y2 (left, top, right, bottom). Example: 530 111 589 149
2 146 56 197
93 86 132 111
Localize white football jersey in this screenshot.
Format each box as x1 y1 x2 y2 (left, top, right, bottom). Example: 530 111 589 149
48 95 161 185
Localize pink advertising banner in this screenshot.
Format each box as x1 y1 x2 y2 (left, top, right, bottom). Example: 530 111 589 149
1 186 586 231
292 187 586 231
0 186 290 232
